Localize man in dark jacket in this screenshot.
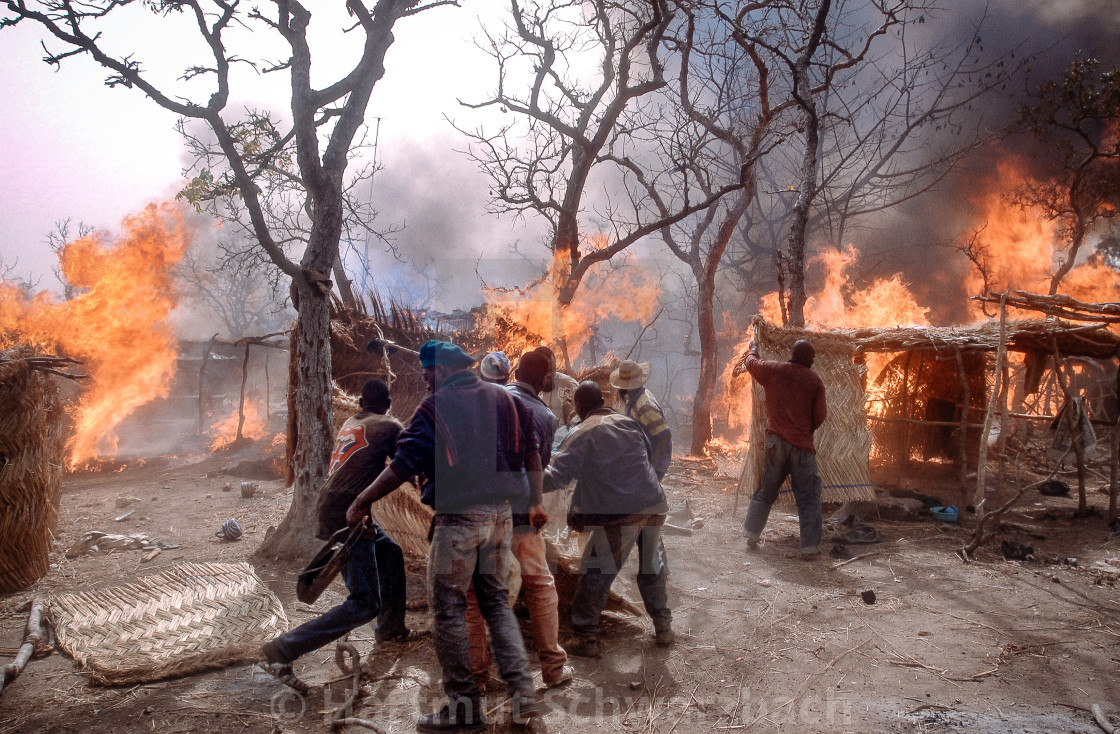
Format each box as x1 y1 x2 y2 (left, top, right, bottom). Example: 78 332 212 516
741 339 828 558
261 380 419 676
346 340 545 732
544 381 674 658
466 350 572 689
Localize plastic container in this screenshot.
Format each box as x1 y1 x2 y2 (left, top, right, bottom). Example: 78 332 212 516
930 505 958 523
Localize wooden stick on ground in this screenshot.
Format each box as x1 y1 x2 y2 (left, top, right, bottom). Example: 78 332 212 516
1092 704 1119 734
0 600 45 699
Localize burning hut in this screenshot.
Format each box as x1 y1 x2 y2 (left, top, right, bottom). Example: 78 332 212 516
733 318 877 508
734 312 1120 511
0 349 75 592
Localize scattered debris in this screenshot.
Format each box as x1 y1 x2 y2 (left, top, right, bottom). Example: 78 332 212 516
1037 479 1070 496
1001 541 1035 561
113 510 134 522
216 519 243 542
860 590 876 605
239 481 258 498
834 525 882 544
114 495 141 509
831 543 854 560
141 548 161 563
65 531 153 558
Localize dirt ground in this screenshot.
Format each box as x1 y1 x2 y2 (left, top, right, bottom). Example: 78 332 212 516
2 450 1119 734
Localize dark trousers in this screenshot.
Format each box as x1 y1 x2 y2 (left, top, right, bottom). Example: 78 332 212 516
743 433 823 549
271 526 407 662
570 516 672 638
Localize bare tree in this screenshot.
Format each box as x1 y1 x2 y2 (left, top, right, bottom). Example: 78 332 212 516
45 218 94 300
456 0 745 364
1012 58 1120 295
2 0 452 561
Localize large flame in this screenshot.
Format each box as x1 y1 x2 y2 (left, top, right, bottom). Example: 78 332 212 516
209 401 269 452
0 203 190 468
480 243 661 367
966 158 1120 305
760 245 930 330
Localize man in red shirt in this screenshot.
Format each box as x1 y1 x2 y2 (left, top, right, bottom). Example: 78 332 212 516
741 339 828 558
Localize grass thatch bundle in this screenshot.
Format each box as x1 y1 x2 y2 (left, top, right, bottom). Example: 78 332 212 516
0 347 68 592
734 317 876 508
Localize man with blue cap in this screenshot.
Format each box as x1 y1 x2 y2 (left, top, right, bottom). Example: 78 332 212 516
347 340 546 732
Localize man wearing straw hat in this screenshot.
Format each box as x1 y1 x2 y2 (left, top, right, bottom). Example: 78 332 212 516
346 340 545 731
741 339 827 559
610 359 672 480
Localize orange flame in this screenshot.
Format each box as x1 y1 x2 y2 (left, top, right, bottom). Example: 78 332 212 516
481 243 661 367
761 245 930 329
966 158 1120 306
0 203 190 469
209 401 269 452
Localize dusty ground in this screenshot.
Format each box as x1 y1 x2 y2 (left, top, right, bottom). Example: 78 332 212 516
1 450 1119 734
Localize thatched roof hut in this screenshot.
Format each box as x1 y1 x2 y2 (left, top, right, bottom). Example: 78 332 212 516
0 348 71 592
733 318 876 508
733 315 1120 505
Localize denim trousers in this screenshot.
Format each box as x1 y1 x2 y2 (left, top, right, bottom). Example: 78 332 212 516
429 504 535 705
271 525 407 662
570 516 672 639
466 528 567 684
743 433 823 549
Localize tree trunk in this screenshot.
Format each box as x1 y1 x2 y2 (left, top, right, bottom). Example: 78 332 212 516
254 284 334 562
689 192 748 455
691 275 718 454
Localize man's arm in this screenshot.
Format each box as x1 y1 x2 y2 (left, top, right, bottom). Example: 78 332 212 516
811 381 828 433
524 449 547 529
346 465 406 526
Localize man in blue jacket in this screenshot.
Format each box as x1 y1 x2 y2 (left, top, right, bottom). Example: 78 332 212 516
544 381 674 658
347 340 545 732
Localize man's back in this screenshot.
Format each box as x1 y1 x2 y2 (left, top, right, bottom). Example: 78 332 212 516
391 370 536 513
547 408 666 522
743 354 827 453
316 411 402 538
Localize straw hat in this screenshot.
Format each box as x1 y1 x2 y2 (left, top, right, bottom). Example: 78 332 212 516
609 359 651 389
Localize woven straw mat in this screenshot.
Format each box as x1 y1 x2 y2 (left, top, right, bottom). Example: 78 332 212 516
49 561 287 685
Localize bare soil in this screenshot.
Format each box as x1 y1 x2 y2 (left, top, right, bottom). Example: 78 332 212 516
2 451 1119 734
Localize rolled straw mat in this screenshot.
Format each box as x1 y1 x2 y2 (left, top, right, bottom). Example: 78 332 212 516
49 561 287 685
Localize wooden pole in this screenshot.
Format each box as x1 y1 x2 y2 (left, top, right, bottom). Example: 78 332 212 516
1050 335 1089 513
953 348 971 488
897 350 914 481
975 291 1009 521
236 342 251 442
197 334 217 436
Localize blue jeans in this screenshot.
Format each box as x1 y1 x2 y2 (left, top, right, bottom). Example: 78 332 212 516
743 434 823 549
570 516 672 638
271 525 407 662
429 504 534 705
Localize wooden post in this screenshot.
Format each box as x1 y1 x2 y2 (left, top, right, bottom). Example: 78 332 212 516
236 342 251 442
897 350 914 481
1050 335 1088 513
197 335 217 436
1112 355 1120 521
975 291 1009 521
953 348 971 488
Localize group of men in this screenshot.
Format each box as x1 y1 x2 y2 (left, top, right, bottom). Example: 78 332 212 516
262 341 680 733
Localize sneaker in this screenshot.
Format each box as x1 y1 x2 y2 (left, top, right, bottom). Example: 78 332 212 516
543 664 575 688
416 704 486 733
800 546 822 560
377 628 429 644
744 531 760 551
563 637 601 658
655 628 675 646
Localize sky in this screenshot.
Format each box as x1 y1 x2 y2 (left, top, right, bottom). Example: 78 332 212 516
2 1 1119 317
0 3 528 309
